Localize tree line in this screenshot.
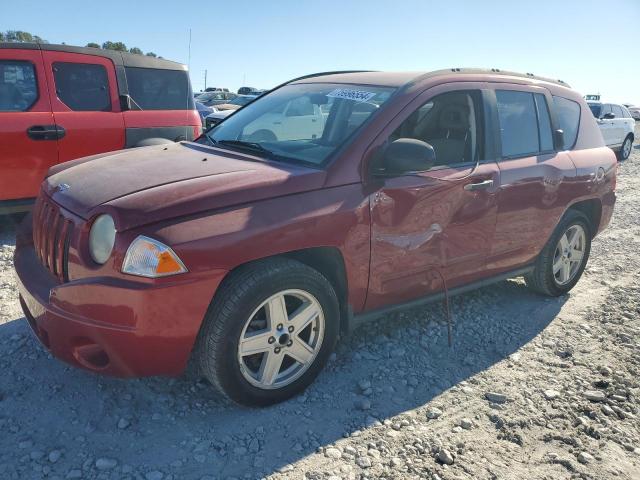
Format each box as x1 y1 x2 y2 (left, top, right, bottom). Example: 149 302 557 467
1 31 159 57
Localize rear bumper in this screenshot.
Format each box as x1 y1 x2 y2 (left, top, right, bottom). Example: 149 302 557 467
14 241 226 377
598 190 616 235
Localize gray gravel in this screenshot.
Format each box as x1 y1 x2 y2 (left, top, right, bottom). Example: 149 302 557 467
1 127 639 479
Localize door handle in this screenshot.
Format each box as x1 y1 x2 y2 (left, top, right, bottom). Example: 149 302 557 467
464 179 494 191
27 125 65 141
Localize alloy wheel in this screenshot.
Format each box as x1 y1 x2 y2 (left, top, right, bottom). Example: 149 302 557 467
553 224 586 285
237 289 325 389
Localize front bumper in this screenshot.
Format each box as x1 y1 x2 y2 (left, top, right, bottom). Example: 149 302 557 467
15 239 226 377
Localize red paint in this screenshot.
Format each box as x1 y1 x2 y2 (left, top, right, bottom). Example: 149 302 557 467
0 46 201 203
15 71 617 378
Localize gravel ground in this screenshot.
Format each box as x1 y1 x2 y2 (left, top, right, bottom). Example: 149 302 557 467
1 130 639 480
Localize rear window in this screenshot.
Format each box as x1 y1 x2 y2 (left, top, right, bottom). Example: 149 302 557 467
0 60 38 111
553 96 581 150
53 62 111 111
125 67 194 110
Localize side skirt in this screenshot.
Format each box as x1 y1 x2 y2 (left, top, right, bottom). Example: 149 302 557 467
348 265 534 332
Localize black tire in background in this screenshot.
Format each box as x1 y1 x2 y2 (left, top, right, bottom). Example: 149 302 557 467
525 210 592 297
194 258 339 407
617 135 633 161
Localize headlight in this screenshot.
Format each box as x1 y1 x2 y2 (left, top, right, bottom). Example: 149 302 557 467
122 235 188 278
89 214 116 264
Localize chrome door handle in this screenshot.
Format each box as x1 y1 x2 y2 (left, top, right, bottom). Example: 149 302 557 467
464 179 494 191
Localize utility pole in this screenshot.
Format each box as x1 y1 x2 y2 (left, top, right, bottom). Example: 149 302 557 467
204 69 207 91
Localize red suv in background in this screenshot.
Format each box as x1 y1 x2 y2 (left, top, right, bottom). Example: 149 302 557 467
0 43 201 214
15 69 616 406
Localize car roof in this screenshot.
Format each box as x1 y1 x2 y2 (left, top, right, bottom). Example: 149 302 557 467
291 68 571 89
0 42 187 71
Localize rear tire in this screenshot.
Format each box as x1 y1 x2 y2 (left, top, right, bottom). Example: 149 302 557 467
524 210 591 296
617 135 633 160
195 258 339 407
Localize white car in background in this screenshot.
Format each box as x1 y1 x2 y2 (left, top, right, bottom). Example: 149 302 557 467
588 102 635 160
206 96 326 140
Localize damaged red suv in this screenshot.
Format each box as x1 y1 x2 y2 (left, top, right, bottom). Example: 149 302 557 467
15 69 616 406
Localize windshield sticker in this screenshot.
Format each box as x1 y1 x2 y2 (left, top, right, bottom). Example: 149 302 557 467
326 88 377 103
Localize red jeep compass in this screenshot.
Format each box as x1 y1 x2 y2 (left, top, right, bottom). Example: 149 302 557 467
14 69 616 406
0 43 201 214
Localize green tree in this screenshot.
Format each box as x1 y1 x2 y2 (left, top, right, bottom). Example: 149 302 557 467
145 52 157 57
2 30 47 43
129 47 143 55
86 42 100 48
102 41 127 52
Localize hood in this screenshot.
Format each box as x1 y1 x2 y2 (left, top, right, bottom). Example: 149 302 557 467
45 143 326 230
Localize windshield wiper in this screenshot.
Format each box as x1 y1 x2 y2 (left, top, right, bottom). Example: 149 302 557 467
217 139 274 156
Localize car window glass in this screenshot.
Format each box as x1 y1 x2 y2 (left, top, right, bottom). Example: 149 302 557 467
621 106 632 118
534 93 553 152
496 90 539 157
388 90 484 168
0 60 38 112
285 96 315 117
588 104 602 118
125 67 194 110
53 62 110 111
611 105 624 118
602 104 612 116
207 83 395 166
552 96 580 150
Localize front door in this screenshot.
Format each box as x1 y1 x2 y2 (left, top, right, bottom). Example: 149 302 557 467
366 87 500 311
0 49 58 202
42 51 125 163
597 104 616 147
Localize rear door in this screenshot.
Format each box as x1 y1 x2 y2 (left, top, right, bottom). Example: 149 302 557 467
488 86 577 273
366 84 501 310
42 51 125 162
0 48 58 202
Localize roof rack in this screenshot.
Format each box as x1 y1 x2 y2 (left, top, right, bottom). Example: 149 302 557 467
439 67 570 88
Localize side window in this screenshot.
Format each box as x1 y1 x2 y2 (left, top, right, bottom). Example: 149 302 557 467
552 96 581 150
601 104 612 117
53 62 111 111
496 90 539 157
611 105 624 118
388 90 484 168
621 106 632 118
534 93 553 152
0 60 38 111
285 96 314 117
125 67 193 110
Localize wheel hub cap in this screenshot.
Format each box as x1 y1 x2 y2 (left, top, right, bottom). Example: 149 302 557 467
553 224 586 286
237 289 325 390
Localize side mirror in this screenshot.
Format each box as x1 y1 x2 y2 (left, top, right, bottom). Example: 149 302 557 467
375 138 436 176
553 129 565 149
603 112 615 120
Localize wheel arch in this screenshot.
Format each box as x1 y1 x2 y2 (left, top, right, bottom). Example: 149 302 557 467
567 198 602 238
215 247 350 335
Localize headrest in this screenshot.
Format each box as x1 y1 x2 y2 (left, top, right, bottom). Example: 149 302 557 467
438 104 470 130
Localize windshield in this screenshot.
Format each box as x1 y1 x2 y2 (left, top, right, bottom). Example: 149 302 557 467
589 104 602 118
202 83 395 166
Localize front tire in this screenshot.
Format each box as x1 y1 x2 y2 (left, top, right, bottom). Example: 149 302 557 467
525 210 591 296
195 258 339 407
617 135 633 161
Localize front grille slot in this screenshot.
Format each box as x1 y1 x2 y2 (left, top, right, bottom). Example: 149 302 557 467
32 196 74 282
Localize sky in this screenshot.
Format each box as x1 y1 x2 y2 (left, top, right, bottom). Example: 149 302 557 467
4 0 640 104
